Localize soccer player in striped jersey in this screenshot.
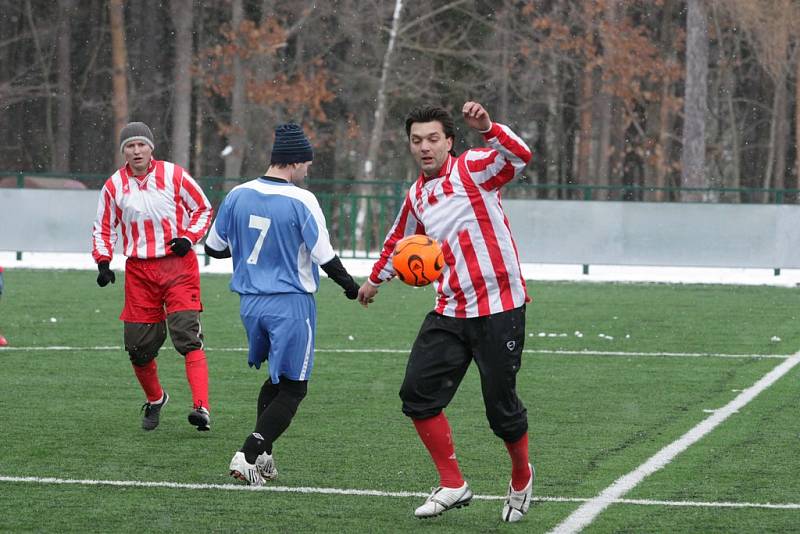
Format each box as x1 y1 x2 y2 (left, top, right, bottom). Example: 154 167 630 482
92 121 213 432
357 102 534 522
204 123 360 486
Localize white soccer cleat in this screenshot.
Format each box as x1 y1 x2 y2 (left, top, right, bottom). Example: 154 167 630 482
501 463 534 522
229 451 265 486
414 482 473 518
255 451 278 480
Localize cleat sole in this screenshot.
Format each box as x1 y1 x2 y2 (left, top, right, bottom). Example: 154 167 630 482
415 499 471 519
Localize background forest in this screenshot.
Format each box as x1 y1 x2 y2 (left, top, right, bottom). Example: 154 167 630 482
2 0 800 202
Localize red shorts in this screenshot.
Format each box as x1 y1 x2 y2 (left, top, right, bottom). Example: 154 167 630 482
120 251 203 323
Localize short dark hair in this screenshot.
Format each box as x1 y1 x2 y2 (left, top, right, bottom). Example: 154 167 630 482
405 105 455 140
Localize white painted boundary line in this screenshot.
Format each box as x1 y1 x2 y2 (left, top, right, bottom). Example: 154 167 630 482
2 476 799 510
0 346 791 360
549 351 800 534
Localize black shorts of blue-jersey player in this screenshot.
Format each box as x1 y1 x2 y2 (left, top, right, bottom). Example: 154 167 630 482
400 305 528 443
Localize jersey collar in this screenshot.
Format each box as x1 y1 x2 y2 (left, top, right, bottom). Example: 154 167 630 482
259 175 289 184
419 154 454 183
125 159 156 179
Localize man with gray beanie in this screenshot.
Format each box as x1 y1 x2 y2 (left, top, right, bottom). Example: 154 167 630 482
204 123 360 486
92 121 214 433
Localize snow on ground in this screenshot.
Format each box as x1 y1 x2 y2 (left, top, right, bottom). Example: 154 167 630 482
2 251 799 287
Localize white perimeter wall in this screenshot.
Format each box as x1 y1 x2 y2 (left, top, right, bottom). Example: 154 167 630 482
504 199 800 268
2 190 799 268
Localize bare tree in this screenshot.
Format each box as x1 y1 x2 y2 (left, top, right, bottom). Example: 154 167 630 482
595 0 620 196
170 0 193 168
53 0 76 172
681 0 709 201
716 0 800 199
224 0 246 181
108 0 129 167
353 0 404 246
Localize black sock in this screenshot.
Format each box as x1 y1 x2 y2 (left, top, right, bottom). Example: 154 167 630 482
257 379 279 420
242 399 295 461
242 379 307 462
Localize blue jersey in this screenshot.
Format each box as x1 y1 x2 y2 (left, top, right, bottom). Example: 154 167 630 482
205 177 336 295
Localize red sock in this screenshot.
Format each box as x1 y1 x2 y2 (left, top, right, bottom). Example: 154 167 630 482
505 433 532 491
412 412 464 488
132 359 163 403
185 349 210 411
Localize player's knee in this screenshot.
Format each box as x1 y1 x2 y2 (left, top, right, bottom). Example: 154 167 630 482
276 379 308 414
400 387 442 419
487 408 528 443
128 351 156 366
167 311 204 355
124 321 167 366
398 374 420 405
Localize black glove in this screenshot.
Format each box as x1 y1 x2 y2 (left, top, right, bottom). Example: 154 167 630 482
321 256 359 300
343 280 359 300
96 261 115 287
168 237 193 257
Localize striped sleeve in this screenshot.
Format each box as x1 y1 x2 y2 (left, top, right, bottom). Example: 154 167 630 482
91 177 119 263
368 193 423 285
176 168 213 243
466 122 532 191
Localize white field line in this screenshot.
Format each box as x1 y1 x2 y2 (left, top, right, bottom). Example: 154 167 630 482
1 476 799 510
549 351 800 534
0 346 791 359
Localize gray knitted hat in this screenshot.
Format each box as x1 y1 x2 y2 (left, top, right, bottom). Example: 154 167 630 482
119 122 155 153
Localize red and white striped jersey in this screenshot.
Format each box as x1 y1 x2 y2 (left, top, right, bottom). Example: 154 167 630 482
92 160 212 262
369 122 532 318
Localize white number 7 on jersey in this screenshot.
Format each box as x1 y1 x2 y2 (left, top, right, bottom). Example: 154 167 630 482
247 214 271 264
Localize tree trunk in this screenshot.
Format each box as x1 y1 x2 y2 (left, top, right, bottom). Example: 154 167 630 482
794 54 800 199
498 5 510 121
576 65 594 186
170 0 193 168
774 80 788 193
108 0 129 167
652 2 675 202
680 0 709 201
595 0 618 197
53 0 76 172
224 0 246 182
355 0 404 249
763 74 788 199
358 0 404 186
544 52 561 198
193 3 206 179
653 77 673 202
24 0 55 169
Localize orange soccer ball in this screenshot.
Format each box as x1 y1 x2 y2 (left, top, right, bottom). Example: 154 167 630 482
392 235 444 287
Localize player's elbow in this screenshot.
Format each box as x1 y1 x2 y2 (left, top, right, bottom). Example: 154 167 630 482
204 243 231 259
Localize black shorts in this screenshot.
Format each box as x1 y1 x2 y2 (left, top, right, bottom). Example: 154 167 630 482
399 305 528 442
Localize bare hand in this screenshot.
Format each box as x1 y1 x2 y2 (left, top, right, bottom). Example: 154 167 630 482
462 101 492 132
357 282 378 308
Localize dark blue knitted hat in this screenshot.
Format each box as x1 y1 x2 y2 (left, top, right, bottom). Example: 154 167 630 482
270 123 313 165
